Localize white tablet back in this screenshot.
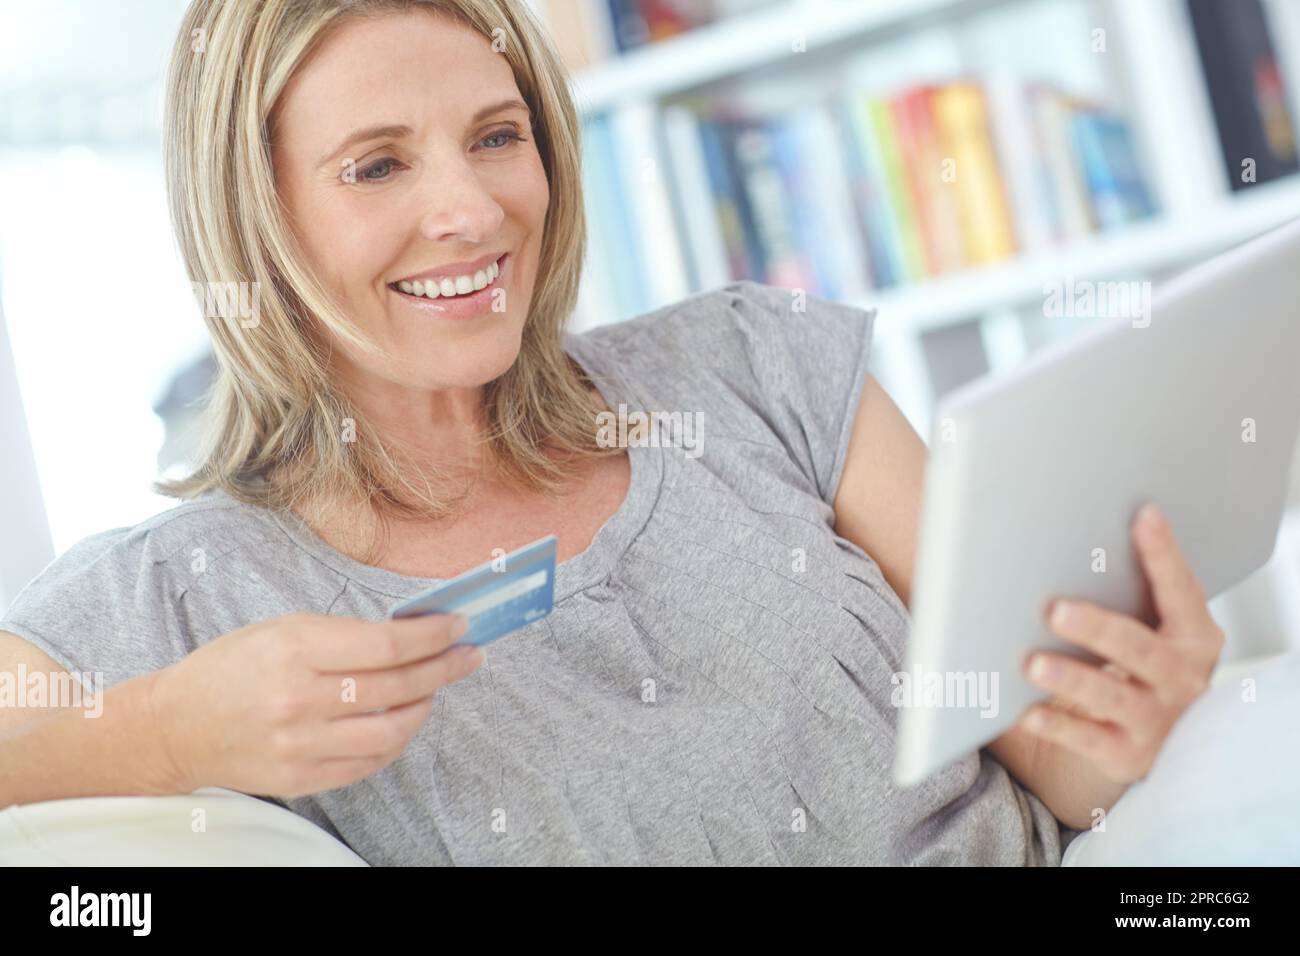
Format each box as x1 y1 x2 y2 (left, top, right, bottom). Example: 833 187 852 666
895 217 1300 786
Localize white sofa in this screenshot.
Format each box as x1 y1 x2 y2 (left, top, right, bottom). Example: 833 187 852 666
0 786 366 866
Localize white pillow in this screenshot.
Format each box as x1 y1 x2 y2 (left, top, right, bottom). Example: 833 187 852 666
0 786 367 866
1062 650 1300 865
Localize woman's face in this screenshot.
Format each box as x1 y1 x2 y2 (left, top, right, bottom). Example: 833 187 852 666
272 9 550 393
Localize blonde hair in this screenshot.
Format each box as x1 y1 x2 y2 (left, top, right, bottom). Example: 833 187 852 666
157 0 614 556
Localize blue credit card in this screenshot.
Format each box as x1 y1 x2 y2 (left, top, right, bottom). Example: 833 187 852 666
388 535 557 647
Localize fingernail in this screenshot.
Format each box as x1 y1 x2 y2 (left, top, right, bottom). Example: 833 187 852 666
1138 503 1163 534
465 646 487 669
1026 710 1048 732
450 614 470 640
1050 600 1073 631
1028 655 1055 682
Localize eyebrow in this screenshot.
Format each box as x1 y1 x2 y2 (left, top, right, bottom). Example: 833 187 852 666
317 98 531 167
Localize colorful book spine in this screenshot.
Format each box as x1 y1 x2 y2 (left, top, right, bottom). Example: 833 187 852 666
894 85 966 274
1071 111 1157 230
700 119 766 280
983 74 1056 254
767 116 835 295
867 97 930 281
931 82 1018 266
662 105 732 289
840 96 903 287
1028 85 1094 242
731 123 811 289
640 0 698 42
549 0 736 62
786 105 874 298
605 0 650 53
581 77 1161 313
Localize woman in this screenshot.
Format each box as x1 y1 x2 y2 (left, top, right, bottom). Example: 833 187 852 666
0 0 1225 865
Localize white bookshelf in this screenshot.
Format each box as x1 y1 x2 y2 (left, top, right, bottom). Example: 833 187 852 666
569 0 996 114
565 0 1300 423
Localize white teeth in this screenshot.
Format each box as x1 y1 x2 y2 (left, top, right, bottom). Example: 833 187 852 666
396 258 503 299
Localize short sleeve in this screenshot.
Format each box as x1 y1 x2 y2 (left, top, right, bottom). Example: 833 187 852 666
0 526 191 689
718 280 878 506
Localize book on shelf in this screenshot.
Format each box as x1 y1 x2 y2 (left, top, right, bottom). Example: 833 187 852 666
1027 85 1095 243
840 94 902 288
1186 0 1300 191
609 101 692 304
580 108 690 324
781 106 873 300
893 85 965 276
577 74 1159 323
653 81 1151 298
699 119 765 282
1070 108 1157 230
732 122 805 289
864 96 931 283
983 75 1055 252
581 114 650 322
661 105 732 289
930 81 1018 267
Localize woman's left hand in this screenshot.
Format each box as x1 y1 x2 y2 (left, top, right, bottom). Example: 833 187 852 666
1017 503 1226 784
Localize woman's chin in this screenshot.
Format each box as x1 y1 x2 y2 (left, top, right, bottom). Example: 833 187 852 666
400 341 523 389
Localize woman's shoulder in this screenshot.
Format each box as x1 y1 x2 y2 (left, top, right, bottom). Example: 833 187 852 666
573 280 811 350
0 491 316 685
1 494 283 636
32 491 279 581
568 281 879 506
569 280 876 379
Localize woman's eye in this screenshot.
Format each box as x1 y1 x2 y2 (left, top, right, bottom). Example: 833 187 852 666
344 134 519 184
479 130 523 150
356 158 399 182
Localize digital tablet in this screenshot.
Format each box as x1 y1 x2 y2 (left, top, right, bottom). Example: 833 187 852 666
894 216 1300 786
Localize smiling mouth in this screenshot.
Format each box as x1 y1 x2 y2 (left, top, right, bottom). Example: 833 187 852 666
388 254 507 301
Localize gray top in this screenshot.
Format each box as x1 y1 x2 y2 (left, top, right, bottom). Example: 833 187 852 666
1 281 1069 865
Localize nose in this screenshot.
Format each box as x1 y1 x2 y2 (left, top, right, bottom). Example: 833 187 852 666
417 154 505 244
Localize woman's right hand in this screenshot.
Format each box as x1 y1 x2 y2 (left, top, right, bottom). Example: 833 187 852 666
147 612 483 798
